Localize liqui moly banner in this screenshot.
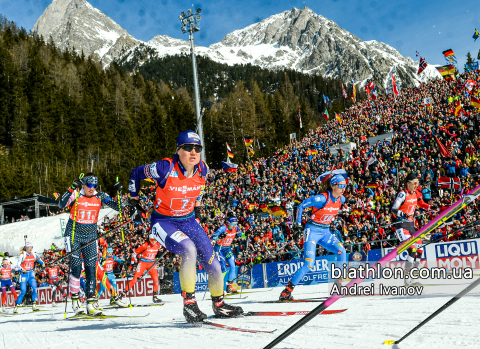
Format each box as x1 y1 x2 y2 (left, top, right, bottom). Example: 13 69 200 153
382 238 480 271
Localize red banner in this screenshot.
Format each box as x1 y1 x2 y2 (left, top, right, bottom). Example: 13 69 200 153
3 276 157 307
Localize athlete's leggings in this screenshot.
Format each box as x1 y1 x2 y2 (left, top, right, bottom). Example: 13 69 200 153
214 245 236 282
150 213 223 296
395 220 423 263
48 279 64 300
126 260 159 293
16 271 37 305
64 219 97 298
291 222 347 286
1 279 17 305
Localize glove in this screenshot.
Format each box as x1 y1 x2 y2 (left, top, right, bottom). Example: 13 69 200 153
114 182 123 193
218 232 227 239
71 178 83 190
129 198 145 224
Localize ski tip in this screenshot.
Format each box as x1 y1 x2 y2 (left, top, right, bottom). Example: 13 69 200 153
384 340 396 345
128 304 133 308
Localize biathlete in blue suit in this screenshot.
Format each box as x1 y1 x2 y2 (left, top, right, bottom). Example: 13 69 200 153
279 174 347 301
211 216 243 293
14 242 45 312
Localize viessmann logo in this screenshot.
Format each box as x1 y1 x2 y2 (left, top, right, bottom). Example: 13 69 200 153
323 206 339 212
78 202 100 207
406 198 416 203
169 185 203 194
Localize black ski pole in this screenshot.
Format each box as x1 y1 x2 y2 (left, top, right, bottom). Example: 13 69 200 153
64 190 80 318
384 276 480 345
116 178 133 307
138 250 168 282
48 219 133 267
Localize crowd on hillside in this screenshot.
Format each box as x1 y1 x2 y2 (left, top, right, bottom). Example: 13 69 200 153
4 69 480 295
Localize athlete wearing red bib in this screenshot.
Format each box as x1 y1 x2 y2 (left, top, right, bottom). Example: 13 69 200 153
128 130 243 322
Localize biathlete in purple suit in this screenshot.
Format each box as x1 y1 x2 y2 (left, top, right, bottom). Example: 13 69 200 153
128 130 243 322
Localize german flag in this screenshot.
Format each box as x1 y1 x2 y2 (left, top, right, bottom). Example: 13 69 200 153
269 206 286 217
443 65 455 74
244 137 254 146
442 49 455 57
471 96 480 108
227 151 234 158
436 66 449 76
454 100 462 116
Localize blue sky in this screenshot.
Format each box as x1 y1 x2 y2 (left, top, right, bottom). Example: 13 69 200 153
1 0 479 68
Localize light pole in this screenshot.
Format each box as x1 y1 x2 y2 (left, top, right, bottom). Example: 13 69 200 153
179 8 206 162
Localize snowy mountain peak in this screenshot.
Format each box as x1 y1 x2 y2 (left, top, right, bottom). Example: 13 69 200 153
33 2 441 90
33 0 139 66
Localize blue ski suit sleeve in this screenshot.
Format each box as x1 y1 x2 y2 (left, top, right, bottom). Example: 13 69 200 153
128 160 172 197
211 225 227 241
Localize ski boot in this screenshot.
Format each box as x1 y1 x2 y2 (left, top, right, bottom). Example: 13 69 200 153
86 297 103 316
212 294 243 318
226 282 237 294
71 293 83 315
279 281 295 301
32 302 39 311
182 291 207 323
52 301 56 308
112 293 128 308
153 294 162 303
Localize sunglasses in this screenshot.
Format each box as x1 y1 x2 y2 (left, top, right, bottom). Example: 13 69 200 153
409 181 419 185
336 184 347 189
85 183 98 189
181 144 203 153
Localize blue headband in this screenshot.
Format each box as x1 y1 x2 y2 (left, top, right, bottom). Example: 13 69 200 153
330 174 346 186
227 217 238 225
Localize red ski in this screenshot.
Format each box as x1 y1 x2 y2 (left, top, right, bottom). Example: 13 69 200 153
244 309 347 316
173 319 276 333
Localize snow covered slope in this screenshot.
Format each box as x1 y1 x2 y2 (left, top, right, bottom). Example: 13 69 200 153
0 208 118 257
1 283 479 348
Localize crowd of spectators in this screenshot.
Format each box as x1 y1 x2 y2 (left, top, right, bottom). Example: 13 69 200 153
4 69 480 296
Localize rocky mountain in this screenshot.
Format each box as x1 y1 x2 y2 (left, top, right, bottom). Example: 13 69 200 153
33 1 441 90
33 0 140 66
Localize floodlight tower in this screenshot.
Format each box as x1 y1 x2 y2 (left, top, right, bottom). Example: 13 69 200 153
179 8 205 162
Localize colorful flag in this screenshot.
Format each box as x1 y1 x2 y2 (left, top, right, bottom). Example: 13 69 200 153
367 81 375 91
391 74 399 96
269 206 286 217
418 57 427 75
465 79 475 91
474 28 479 41
443 65 455 74
443 49 455 57
247 146 255 157
244 137 254 146
437 177 461 190
435 136 451 158
335 113 342 124
365 85 371 95
227 151 234 158
221 161 238 172
471 96 480 108
257 139 266 151
226 142 231 151
454 100 462 116
296 106 302 129
323 95 330 105
342 84 347 98
322 109 329 121
436 66 447 75
367 155 376 166
53 192 61 200
351 81 356 103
